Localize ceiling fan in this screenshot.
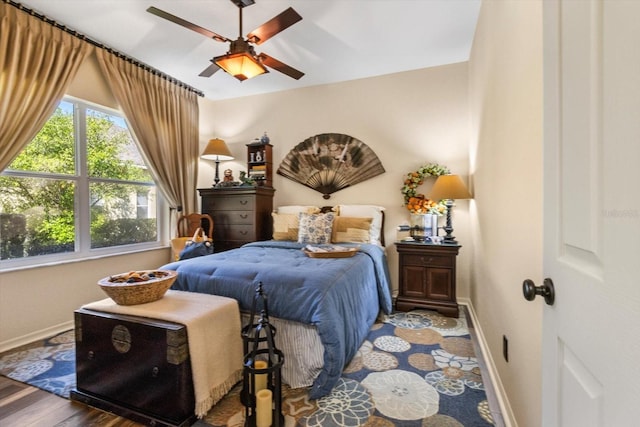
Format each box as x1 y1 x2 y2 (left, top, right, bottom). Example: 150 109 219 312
147 0 304 81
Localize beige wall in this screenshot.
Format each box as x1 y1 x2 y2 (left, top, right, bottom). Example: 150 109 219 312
198 63 472 298
468 1 543 426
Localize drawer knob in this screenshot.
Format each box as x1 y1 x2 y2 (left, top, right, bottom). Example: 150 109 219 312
240 213 248 219
152 366 159 377
240 200 248 205
240 230 248 235
421 257 434 264
87 350 95 360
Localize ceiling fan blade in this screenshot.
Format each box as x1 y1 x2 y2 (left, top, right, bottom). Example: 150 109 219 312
147 6 230 43
258 53 304 80
247 7 302 45
199 62 221 77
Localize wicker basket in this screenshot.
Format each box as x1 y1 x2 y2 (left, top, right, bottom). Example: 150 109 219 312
97 270 177 306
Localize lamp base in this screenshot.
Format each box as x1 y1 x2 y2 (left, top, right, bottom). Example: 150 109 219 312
213 160 221 187
442 235 458 245
442 200 458 245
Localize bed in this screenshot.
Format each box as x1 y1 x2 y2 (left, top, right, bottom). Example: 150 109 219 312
159 205 392 399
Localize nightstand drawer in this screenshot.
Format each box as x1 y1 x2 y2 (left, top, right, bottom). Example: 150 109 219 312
403 254 453 268
202 196 255 211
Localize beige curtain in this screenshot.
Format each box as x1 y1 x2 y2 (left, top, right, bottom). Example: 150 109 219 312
94 49 200 216
0 2 92 170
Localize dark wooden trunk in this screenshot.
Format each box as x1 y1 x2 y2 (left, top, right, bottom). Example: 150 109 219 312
71 309 196 427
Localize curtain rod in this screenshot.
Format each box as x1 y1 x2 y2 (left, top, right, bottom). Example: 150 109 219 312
4 0 205 97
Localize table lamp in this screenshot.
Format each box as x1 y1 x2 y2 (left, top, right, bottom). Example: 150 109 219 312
201 138 234 186
429 174 472 244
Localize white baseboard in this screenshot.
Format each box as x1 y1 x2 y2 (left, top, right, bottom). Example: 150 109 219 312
0 321 74 353
458 298 517 427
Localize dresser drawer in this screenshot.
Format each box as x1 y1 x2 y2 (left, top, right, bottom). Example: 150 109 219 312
402 254 453 268
203 196 255 211
215 224 256 241
211 210 254 225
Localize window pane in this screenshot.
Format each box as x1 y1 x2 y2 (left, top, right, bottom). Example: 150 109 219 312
7 101 75 175
90 182 157 248
87 109 153 182
0 176 75 259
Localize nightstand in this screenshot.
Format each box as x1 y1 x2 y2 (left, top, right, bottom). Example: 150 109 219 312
394 241 461 317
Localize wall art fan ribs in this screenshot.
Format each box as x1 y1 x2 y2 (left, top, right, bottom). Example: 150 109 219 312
277 133 385 199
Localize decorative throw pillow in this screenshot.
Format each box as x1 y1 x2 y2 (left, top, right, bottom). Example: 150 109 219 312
334 205 385 245
297 212 335 244
272 213 299 241
331 216 373 243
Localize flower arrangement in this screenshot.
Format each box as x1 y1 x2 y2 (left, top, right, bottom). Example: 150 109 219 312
405 196 446 215
402 162 450 215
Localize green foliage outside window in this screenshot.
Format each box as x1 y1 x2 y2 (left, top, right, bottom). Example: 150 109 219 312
0 101 158 261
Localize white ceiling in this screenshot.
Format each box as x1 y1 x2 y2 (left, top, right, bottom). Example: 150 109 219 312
17 0 481 101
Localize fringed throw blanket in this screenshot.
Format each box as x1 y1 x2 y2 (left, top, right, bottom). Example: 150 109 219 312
83 290 243 418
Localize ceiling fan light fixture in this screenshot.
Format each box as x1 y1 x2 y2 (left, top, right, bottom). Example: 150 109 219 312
214 52 268 81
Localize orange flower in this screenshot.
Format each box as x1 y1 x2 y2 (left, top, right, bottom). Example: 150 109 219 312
406 196 439 214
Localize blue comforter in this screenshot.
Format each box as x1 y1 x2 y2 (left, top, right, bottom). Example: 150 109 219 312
160 240 392 399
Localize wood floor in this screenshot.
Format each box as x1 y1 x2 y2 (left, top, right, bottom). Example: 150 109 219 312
0 376 142 427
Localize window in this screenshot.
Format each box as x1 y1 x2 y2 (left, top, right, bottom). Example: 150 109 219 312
0 97 162 265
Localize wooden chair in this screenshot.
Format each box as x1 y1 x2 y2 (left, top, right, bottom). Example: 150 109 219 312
176 213 214 239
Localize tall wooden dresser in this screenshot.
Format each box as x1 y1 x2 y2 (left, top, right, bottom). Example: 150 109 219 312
198 186 275 252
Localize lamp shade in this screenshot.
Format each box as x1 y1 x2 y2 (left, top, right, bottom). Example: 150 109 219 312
429 175 472 200
201 138 234 161
214 52 268 81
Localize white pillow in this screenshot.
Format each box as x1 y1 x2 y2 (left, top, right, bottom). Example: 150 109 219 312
277 205 321 214
334 205 385 245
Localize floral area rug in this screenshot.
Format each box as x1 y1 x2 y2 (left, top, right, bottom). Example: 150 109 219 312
204 309 494 426
0 309 495 426
0 329 76 398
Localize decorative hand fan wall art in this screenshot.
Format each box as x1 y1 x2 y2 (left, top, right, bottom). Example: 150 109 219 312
277 133 385 199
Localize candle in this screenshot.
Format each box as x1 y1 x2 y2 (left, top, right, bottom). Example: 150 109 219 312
431 215 438 237
256 389 272 427
254 360 268 392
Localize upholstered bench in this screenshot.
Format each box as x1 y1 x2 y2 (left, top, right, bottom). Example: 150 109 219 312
71 290 243 427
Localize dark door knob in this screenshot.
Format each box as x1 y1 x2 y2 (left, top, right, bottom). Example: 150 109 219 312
522 278 555 306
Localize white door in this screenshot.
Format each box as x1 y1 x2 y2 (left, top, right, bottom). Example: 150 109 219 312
541 0 640 426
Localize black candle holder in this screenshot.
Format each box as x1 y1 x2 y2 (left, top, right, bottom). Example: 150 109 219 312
241 282 284 427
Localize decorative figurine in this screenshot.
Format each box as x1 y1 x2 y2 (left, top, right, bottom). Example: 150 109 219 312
223 169 234 182
260 132 270 144
239 171 255 186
